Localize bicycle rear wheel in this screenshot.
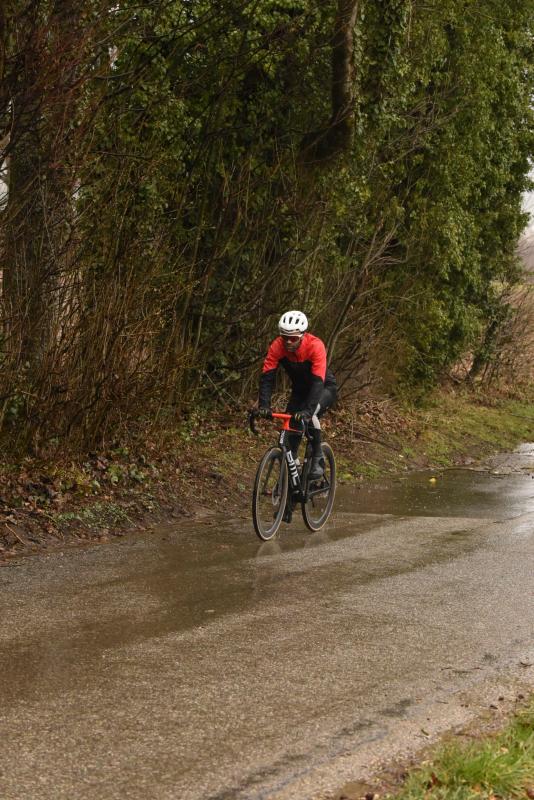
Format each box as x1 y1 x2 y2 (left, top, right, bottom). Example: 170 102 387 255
252 447 289 541
301 443 336 531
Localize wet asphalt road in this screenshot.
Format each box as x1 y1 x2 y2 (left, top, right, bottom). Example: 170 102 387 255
1 448 534 800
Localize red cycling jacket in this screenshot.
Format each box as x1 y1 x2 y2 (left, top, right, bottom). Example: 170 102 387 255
258 332 336 413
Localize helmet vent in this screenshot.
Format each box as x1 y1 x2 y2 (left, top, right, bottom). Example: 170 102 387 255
278 310 308 334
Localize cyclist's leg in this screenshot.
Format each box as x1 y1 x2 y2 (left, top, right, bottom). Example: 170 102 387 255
308 386 337 478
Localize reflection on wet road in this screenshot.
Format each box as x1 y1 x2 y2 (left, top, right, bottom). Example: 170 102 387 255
337 462 534 518
1 448 534 799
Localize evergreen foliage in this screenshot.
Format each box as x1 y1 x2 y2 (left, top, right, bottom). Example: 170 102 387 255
0 0 532 447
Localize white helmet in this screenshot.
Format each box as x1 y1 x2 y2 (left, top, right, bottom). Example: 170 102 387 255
278 310 308 335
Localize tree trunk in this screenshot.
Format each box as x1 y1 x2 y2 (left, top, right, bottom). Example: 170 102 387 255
300 0 359 165
2 2 82 372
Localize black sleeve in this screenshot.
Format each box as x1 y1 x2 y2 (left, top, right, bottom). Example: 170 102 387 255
259 369 277 408
305 375 324 414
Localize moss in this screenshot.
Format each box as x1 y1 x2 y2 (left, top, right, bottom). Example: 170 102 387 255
351 463 383 480
56 502 132 530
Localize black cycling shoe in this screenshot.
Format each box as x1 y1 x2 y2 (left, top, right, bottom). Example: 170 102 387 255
308 456 325 481
282 506 293 523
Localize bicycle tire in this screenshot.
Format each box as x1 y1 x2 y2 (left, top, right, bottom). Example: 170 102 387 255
301 442 336 531
252 447 289 541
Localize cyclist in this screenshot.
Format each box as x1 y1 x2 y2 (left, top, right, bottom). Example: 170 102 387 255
257 310 337 480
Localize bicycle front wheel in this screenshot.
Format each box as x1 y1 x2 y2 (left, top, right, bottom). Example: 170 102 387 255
302 443 336 531
252 447 289 541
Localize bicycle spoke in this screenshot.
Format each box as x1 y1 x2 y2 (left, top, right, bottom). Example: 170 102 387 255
260 460 275 495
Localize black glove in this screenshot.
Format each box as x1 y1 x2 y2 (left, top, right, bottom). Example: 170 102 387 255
257 407 273 419
293 410 311 423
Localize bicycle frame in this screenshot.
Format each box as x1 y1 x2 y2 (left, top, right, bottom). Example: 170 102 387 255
272 413 306 499
250 409 336 537
253 412 327 504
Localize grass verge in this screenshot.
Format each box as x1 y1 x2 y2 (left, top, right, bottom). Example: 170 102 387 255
385 696 534 800
333 389 534 480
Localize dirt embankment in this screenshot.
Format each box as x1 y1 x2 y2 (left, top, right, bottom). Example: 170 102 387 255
1 390 533 563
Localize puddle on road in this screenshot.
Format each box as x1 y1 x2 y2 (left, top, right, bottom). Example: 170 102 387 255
1 450 533 707
514 443 534 454
336 462 534 520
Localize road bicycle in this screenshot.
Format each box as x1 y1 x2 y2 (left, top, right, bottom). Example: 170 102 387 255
249 410 336 541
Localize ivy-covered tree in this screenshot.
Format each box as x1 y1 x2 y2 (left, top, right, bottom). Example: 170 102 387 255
0 0 532 448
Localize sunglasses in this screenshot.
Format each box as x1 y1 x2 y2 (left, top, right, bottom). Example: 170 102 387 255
281 334 303 344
